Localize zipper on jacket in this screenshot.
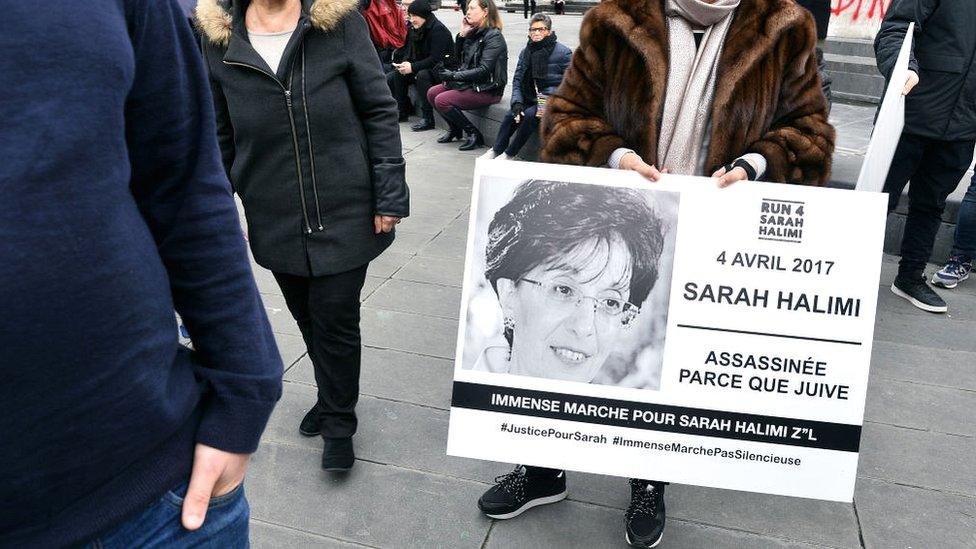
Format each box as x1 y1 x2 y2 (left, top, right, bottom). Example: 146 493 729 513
223 60 314 235
300 46 324 231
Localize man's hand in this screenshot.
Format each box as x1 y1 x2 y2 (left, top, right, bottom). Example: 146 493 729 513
374 215 400 234
618 152 666 182
182 444 249 531
397 61 413 75
903 70 919 95
712 165 749 188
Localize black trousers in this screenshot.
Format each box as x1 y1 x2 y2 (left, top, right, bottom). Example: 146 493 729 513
523 0 536 18
387 68 438 118
274 264 369 439
882 132 976 278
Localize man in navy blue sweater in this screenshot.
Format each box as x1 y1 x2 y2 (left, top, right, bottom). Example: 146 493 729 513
0 0 283 546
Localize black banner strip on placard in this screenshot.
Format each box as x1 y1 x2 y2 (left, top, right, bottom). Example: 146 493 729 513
451 382 861 452
676 324 863 346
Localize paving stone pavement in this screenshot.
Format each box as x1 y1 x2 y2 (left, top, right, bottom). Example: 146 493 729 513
240 12 975 549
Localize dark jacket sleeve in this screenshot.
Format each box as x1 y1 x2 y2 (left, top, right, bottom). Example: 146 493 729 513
747 11 834 185
342 13 410 217
413 24 453 72
875 0 940 78
540 13 626 166
201 45 236 184
125 0 282 453
510 48 529 108
454 30 506 84
541 43 572 95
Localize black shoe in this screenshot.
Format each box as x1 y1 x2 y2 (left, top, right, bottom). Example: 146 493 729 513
321 437 355 471
625 479 666 548
411 116 436 132
299 404 320 437
436 129 461 143
398 111 411 122
891 274 947 313
477 466 567 519
458 127 485 151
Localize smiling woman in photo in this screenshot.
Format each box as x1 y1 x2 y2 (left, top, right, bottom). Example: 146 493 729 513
473 180 664 383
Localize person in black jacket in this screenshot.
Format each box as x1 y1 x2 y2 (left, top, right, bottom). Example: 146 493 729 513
427 0 508 151
388 0 455 129
485 14 571 159
875 0 976 313
197 0 410 471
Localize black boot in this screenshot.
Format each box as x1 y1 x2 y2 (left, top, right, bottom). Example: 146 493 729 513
444 107 483 150
322 437 355 472
458 125 485 151
412 111 436 132
436 107 466 143
436 128 461 143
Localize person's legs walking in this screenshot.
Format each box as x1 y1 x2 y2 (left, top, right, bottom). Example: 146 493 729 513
892 139 975 312
882 132 927 213
933 172 976 287
504 104 540 157
306 264 369 470
272 273 320 436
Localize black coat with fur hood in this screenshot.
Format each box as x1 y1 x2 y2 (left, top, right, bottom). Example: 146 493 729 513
196 0 409 277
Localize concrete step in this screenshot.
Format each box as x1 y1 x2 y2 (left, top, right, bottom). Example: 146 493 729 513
824 52 885 105
823 36 876 58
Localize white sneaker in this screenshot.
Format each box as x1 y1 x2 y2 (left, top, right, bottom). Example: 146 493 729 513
481 150 498 160
496 153 511 161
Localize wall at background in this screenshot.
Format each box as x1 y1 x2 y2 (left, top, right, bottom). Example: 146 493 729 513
828 0 892 40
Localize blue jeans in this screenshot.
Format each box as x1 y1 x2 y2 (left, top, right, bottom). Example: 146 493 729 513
90 482 249 548
951 172 976 259
492 104 540 157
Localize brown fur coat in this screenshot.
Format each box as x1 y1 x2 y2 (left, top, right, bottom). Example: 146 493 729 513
540 0 835 185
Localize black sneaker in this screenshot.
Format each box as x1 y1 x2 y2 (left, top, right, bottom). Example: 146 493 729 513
299 404 320 437
321 437 355 471
477 466 567 519
891 275 948 313
625 479 666 548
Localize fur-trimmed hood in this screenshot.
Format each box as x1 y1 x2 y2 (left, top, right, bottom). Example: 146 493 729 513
195 0 359 46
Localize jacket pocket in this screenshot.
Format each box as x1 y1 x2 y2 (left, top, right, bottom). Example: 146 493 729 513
917 53 965 74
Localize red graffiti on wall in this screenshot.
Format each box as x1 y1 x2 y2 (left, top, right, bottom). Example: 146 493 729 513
831 0 891 21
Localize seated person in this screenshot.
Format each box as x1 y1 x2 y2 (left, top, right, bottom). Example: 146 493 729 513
388 0 454 128
485 14 571 160
429 0 507 151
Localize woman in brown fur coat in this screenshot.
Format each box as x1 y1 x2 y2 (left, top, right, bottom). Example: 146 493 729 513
542 0 834 187
477 1 834 547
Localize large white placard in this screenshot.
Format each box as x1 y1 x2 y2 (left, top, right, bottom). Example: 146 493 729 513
856 23 914 192
447 160 887 502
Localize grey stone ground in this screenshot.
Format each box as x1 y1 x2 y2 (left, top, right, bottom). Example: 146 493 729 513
242 12 975 549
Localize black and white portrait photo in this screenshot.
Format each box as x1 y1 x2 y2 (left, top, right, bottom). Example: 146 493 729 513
459 177 680 390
